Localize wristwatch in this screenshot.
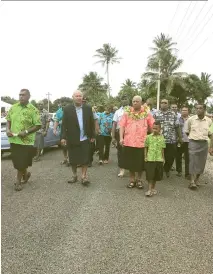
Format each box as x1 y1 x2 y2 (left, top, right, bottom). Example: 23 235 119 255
25 130 29 134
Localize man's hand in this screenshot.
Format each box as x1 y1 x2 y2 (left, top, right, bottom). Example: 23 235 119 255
42 131 47 137
61 139 67 146
119 138 124 146
18 131 27 137
209 147 213 156
6 130 13 137
90 138 95 143
145 157 148 162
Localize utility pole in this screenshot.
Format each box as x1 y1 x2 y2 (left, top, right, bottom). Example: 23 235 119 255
157 59 161 111
46 92 52 112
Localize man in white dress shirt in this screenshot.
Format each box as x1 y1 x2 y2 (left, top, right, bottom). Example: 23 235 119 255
112 95 129 177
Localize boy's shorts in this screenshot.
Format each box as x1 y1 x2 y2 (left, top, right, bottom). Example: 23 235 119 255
145 161 163 181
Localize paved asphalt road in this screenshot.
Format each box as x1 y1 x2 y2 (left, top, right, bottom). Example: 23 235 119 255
1 148 213 274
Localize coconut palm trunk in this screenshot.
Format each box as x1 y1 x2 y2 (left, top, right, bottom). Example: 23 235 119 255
106 62 110 97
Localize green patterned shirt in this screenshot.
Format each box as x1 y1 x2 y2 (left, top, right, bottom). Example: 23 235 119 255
6 102 41 145
145 134 166 162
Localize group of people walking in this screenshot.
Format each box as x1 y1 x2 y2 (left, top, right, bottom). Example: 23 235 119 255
5 88 213 195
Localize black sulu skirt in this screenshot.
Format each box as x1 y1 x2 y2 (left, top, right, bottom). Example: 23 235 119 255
68 139 90 165
122 146 145 172
10 143 34 170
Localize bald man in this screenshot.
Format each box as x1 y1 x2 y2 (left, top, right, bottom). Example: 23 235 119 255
61 90 95 185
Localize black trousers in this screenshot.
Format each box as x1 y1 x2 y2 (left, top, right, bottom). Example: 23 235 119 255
115 130 123 168
98 135 112 161
164 143 177 172
89 141 96 163
176 142 189 176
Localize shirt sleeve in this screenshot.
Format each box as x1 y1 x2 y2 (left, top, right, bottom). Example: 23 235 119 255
119 113 127 127
147 113 155 128
32 108 42 126
55 110 62 122
5 107 12 121
184 118 191 134
113 110 118 122
93 112 98 120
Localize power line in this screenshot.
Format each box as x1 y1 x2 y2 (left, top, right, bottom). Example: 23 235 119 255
168 1 180 33
178 1 208 45
186 3 213 43
182 12 213 53
176 1 198 41
186 32 213 60
175 1 193 37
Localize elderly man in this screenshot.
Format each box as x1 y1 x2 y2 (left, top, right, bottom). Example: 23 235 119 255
119 96 154 188
61 90 95 185
33 101 49 161
6 89 41 191
154 99 182 178
185 103 213 189
112 95 129 177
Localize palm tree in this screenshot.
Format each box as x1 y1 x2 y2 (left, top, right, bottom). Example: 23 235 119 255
144 52 187 95
78 72 108 105
121 79 137 89
186 73 213 103
93 43 121 97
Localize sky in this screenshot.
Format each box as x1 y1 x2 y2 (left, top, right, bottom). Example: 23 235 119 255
0 1 213 102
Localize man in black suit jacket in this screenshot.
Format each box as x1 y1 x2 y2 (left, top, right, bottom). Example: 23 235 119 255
61 90 95 185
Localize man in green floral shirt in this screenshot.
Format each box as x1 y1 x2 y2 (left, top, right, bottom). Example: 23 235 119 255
145 121 166 197
6 89 41 191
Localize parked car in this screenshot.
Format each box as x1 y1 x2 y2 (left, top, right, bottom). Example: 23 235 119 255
1 117 60 156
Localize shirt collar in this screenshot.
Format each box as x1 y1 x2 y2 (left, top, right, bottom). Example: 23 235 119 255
18 102 30 108
195 115 206 121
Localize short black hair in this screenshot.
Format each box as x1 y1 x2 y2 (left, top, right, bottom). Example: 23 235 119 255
196 103 206 110
20 89 30 96
153 121 161 127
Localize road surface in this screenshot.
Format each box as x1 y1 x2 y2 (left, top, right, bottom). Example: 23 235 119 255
1 148 213 274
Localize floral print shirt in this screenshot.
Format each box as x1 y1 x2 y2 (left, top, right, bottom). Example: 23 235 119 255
6 102 41 145
119 111 155 148
98 112 113 136
154 110 179 144
145 134 166 162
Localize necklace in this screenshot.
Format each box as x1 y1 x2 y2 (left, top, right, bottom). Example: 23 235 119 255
124 105 150 120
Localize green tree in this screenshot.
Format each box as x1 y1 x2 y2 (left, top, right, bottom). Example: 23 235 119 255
78 71 108 105
93 43 121 97
1 96 18 105
30 100 37 108
186 73 213 103
52 97 73 112
117 79 139 102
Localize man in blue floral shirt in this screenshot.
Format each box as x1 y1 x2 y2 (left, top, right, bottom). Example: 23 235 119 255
98 106 114 165
154 99 182 177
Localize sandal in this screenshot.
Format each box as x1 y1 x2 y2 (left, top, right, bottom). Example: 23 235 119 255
136 180 144 189
14 182 23 191
68 176 77 184
61 159 68 165
145 190 153 197
127 181 135 188
22 172 31 184
152 189 157 195
81 178 90 186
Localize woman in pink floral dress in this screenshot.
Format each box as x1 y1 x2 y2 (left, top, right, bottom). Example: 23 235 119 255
119 96 155 188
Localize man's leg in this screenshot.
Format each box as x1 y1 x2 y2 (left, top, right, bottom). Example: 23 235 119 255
164 143 176 177
15 170 24 191
176 144 183 176
68 165 78 183
184 142 190 179
104 136 112 162
98 135 104 163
